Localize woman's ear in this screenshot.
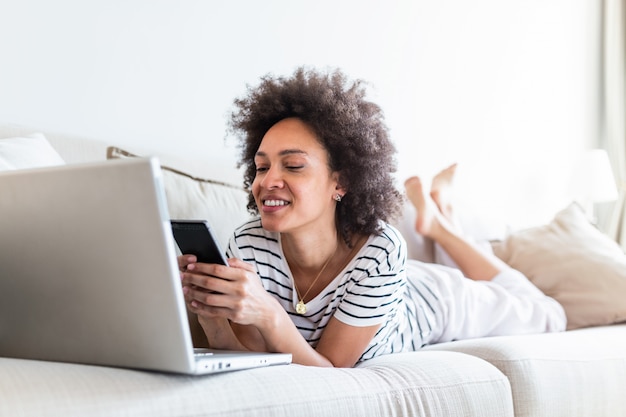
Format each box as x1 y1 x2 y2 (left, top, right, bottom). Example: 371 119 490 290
332 171 347 197
335 186 346 199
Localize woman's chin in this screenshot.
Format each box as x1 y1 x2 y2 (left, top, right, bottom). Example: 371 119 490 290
259 218 282 233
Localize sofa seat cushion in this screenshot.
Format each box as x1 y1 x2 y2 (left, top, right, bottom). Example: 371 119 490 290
356 351 514 417
425 324 626 417
0 351 512 417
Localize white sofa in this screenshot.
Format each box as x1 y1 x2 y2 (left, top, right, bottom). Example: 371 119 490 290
2 124 626 417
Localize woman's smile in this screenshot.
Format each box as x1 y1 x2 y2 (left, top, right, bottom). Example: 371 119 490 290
261 198 291 213
263 199 290 207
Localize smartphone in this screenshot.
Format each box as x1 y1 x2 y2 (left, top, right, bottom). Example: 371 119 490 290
170 220 228 265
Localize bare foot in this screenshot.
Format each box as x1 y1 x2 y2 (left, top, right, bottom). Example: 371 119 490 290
430 163 457 222
404 176 444 239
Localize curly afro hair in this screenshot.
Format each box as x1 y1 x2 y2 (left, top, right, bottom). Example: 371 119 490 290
228 66 403 245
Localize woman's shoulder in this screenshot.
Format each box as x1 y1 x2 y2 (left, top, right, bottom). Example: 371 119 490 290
367 222 407 251
358 222 407 265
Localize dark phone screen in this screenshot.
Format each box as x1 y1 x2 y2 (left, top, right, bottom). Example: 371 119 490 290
170 221 227 265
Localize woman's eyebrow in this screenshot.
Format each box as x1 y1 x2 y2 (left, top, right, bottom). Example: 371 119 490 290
255 149 308 157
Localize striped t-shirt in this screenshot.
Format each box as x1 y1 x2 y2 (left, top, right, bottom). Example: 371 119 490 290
226 219 442 362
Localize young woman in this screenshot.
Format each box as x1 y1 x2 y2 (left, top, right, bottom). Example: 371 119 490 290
179 67 566 368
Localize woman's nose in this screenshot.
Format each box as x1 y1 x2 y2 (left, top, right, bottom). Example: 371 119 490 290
260 166 284 189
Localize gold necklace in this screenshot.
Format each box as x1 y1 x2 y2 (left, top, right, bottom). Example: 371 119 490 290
293 245 337 315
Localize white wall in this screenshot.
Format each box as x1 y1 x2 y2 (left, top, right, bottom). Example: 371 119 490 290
0 0 600 231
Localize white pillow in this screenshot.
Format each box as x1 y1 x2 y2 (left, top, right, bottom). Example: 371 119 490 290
0 133 65 170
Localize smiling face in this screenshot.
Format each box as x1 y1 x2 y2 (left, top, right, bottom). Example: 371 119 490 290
252 118 343 236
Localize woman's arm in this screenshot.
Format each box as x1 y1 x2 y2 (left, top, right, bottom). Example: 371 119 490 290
195 316 249 351
260 315 380 368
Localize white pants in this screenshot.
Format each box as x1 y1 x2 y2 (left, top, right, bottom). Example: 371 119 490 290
406 261 567 345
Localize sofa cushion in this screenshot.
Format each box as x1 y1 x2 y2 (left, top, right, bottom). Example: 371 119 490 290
492 203 626 330
0 351 513 417
107 146 250 248
426 324 626 417
0 133 65 170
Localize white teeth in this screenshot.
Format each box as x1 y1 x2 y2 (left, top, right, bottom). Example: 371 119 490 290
264 200 289 207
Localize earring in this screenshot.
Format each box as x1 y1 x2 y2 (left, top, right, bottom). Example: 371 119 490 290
334 194 342 202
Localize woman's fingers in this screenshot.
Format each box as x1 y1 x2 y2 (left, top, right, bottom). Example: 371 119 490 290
181 263 239 310
183 284 229 309
185 290 232 318
225 258 257 273
183 269 228 293
177 254 197 271
180 259 267 324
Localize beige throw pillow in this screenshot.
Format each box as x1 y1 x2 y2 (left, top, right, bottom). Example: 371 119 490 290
492 203 626 330
106 146 250 248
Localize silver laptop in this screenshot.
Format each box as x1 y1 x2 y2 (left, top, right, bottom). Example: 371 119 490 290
0 157 291 374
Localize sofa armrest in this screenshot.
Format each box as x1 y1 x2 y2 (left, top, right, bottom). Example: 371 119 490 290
425 324 626 417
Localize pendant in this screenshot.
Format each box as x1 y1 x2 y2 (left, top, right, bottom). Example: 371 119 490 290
296 300 307 314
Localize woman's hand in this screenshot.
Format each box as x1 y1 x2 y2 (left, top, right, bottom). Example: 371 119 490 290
181 258 276 325
180 257 282 352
